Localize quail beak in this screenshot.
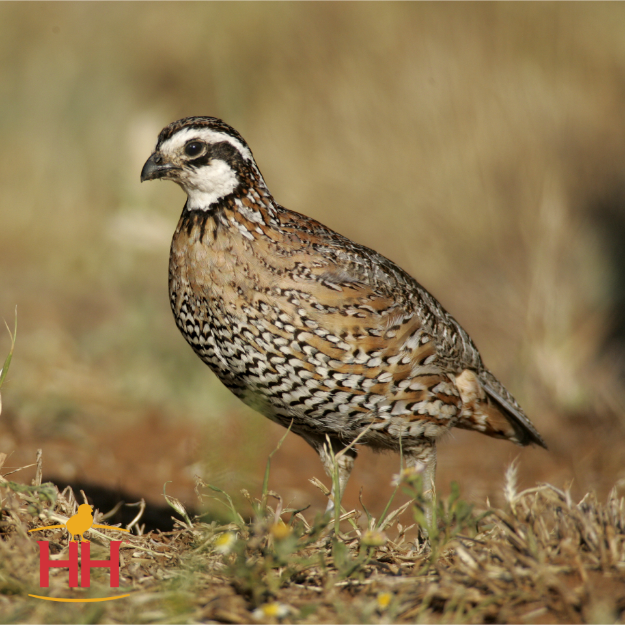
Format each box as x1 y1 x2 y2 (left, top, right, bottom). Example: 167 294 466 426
140 152 179 182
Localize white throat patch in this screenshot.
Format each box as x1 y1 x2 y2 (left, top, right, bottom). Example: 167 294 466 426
183 159 239 211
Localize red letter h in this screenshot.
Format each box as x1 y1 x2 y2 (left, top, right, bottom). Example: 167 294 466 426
81 541 121 587
37 541 78 587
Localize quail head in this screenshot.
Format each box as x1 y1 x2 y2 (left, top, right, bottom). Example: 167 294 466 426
141 116 546 516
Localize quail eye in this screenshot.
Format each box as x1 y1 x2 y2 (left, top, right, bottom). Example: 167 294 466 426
184 141 205 157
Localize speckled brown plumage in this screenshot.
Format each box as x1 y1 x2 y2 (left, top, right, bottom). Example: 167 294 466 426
141 116 546 512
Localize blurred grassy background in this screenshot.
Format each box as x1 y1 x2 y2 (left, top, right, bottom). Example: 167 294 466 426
1 3 624 515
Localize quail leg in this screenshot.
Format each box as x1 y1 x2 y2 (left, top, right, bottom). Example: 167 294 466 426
406 441 437 530
320 444 356 513
304 434 357 513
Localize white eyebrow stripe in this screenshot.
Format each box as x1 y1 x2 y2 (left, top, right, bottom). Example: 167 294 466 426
160 127 253 161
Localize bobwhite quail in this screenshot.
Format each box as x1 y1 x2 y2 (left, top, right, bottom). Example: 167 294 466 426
141 116 546 513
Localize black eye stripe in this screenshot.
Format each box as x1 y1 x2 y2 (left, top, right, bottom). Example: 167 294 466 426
208 141 241 162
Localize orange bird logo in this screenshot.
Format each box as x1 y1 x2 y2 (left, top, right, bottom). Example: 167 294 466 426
29 503 129 542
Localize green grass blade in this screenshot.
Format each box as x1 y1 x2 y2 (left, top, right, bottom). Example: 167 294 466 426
0 306 17 391
260 421 293 514
206 483 246 526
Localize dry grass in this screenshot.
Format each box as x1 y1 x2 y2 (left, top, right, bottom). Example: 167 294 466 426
1 450 624 624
